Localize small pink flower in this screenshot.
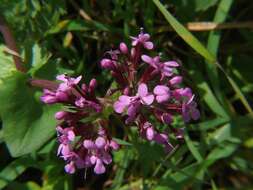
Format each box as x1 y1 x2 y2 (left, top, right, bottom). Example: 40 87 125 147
57 74 82 92
141 55 179 79
131 32 154 50
153 85 170 103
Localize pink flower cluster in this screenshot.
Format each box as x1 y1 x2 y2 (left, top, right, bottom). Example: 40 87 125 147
41 29 200 176
41 75 119 174
101 29 200 152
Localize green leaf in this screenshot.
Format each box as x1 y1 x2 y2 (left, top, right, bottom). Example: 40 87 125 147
184 131 203 163
0 72 60 157
153 0 253 114
206 0 233 102
112 138 132 146
0 45 16 82
0 157 37 189
46 19 121 35
28 43 51 77
194 0 219 11
111 149 133 190
152 0 216 63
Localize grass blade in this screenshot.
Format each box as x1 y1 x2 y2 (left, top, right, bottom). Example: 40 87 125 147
152 0 216 63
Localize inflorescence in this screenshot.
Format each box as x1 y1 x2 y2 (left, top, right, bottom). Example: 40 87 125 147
41 29 200 175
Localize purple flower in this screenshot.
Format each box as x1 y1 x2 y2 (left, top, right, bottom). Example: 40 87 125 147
141 55 179 79
113 95 131 113
137 83 155 105
182 95 200 122
75 97 102 112
56 74 82 92
153 85 170 103
93 158 106 174
173 87 193 101
131 32 154 50
106 50 120 60
95 137 106 149
114 83 154 123
57 126 75 142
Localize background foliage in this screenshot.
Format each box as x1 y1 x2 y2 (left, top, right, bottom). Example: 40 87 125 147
0 0 253 189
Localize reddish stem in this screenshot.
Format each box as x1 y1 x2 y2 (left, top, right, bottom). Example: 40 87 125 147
29 78 58 91
0 15 26 72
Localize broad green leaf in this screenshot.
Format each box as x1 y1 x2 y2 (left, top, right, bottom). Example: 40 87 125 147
152 0 216 63
0 45 16 83
0 72 60 156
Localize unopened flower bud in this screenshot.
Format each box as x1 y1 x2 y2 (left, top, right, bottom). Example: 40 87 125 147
100 59 115 70
55 111 67 120
169 76 182 86
119 42 128 54
89 78 97 91
131 48 136 58
110 140 120 150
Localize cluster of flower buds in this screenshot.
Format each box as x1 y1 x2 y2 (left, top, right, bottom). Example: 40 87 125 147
100 28 200 152
40 29 200 176
41 74 119 174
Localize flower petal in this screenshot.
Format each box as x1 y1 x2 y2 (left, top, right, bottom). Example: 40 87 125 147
94 159 106 174
141 55 153 64
138 83 148 97
164 61 179 67
67 131 75 141
141 94 154 105
144 41 154 50
153 85 169 95
113 101 127 113
146 127 155 140
56 74 67 82
95 137 106 149
156 94 170 103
